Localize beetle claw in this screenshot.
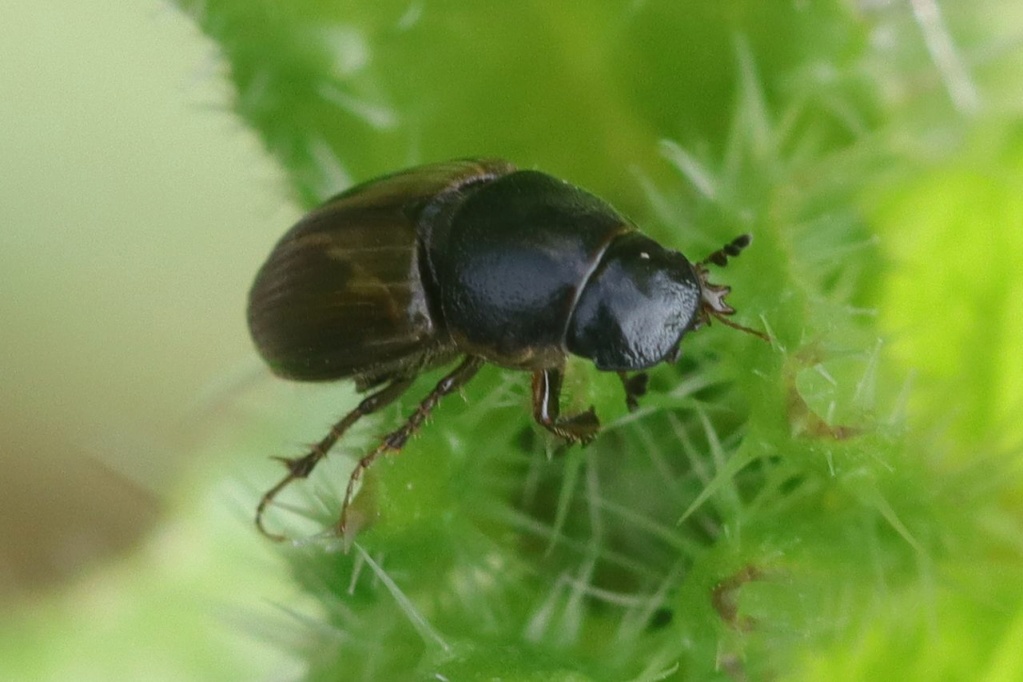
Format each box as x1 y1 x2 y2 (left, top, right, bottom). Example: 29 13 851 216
272 453 319 478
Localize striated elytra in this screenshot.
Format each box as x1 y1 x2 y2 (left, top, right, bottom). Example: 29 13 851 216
247 158 764 540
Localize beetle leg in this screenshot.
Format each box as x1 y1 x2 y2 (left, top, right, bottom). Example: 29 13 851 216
531 368 600 445
617 371 649 412
338 356 485 535
255 376 414 541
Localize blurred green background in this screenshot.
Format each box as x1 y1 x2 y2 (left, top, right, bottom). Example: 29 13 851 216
2 0 1022 680
0 0 290 594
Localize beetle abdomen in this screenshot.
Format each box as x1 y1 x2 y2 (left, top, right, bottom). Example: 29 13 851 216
247 210 432 381
248 159 516 382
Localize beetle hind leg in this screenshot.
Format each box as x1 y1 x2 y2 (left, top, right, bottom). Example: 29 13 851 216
255 376 414 541
338 355 485 535
531 368 601 445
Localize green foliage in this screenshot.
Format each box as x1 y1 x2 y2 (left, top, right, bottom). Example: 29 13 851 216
173 0 1023 679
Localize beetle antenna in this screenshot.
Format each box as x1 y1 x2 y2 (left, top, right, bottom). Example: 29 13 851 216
695 234 769 342
707 311 769 341
699 233 751 268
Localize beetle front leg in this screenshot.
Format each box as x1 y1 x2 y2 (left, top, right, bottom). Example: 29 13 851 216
531 368 600 445
617 371 649 412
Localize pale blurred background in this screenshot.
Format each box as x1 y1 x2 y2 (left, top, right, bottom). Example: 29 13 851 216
0 0 296 602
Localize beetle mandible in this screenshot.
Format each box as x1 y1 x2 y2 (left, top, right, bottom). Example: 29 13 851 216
248 158 765 540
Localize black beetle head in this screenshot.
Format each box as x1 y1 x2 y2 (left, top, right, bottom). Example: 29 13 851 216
566 233 766 371
566 233 702 371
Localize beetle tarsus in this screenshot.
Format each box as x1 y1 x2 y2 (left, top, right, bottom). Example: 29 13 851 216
255 376 414 541
272 452 319 478
337 356 485 535
547 406 600 446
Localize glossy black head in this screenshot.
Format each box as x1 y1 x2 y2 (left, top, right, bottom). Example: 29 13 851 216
566 232 702 371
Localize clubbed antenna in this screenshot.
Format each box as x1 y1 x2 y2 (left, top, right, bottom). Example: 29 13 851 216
694 234 769 341
700 233 752 268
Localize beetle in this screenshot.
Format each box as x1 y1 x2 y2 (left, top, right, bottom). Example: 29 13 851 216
248 158 765 540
